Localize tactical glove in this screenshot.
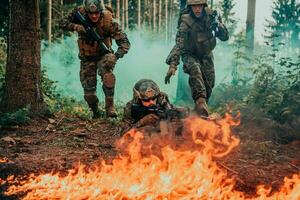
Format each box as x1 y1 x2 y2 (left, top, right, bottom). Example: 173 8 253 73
74 24 86 34
135 114 159 128
165 64 177 84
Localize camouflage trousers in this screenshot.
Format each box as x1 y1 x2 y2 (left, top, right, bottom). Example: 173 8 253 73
182 53 215 102
80 55 116 107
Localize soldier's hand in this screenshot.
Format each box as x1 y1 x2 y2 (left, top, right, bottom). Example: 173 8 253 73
165 64 177 84
74 24 86 34
136 114 159 128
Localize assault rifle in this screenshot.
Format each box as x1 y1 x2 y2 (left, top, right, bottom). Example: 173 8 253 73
131 104 188 121
75 11 112 54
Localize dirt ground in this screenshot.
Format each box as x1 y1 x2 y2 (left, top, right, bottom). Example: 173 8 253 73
0 112 299 199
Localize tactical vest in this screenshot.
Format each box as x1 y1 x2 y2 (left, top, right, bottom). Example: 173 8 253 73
77 6 113 58
181 8 216 57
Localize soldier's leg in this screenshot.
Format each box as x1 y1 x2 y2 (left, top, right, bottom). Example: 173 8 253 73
182 55 209 117
80 60 101 118
200 53 215 101
97 56 117 117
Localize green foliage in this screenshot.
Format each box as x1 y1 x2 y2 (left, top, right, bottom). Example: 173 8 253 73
219 0 237 33
231 31 251 85
0 106 31 127
249 54 300 123
209 83 250 114
266 0 300 49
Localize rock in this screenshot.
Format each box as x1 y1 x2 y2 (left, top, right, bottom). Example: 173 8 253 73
48 118 56 124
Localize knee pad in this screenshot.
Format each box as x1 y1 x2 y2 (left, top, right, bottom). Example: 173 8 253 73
102 72 115 89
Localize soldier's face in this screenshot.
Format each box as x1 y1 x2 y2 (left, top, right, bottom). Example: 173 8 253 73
141 98 157 107
88 12 100 23
191 4 204 17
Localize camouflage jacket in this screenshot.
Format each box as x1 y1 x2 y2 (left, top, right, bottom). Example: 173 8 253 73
59 6 130 59
166 8 229 65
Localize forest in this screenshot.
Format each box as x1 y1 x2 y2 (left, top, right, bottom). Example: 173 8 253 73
0 0 299 199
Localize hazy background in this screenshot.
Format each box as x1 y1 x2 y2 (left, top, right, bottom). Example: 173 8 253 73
42 0 276 103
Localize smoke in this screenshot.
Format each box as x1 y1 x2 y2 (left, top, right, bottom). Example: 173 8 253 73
41 30 234 104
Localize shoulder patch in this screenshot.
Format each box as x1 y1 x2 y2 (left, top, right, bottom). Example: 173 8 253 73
181 13 194 27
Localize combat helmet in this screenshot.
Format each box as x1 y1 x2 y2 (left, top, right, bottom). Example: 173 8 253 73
83 0 104 13
187 0 208 5
133 79 160 101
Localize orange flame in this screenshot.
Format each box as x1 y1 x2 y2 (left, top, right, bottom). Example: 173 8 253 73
2 115 300 200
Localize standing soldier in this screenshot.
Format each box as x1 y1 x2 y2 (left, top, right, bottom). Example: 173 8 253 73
164 0 229 117
60 0 130 118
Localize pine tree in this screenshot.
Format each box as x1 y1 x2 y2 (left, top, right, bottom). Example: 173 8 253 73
266 0 300 49
1 0 45 113
219 0 237 34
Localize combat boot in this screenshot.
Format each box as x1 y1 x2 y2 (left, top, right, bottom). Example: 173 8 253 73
194 97 209 117
91 104 102 119
105 96 117 118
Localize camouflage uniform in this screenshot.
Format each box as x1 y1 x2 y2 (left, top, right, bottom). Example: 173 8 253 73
123 79 173 128
60 2 130 117
166 7 229 102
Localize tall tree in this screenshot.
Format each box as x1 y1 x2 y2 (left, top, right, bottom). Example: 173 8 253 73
158 0 162 33
47 0 52 43
116 0 120 21
122 0 125 29
1 0 44 113
137 0 141 29
165 0 168 40
125 0 128 29
220 0 237 34
153 0 157 32
246 0 256 57
266 0 300 49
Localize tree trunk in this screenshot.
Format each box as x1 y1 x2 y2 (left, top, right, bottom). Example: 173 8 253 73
47 0 52 43
175 0 193 105
125 0 128 29
165 0 168 40
121 0 125 29
1 0 44 113
137 0 141 29
246 0 256 57
153 0 156 32
169 0 174 40
116 0 120 21
210 0 213 9
158 0 162 33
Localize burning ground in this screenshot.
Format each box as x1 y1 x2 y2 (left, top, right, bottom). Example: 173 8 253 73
0 112 299 199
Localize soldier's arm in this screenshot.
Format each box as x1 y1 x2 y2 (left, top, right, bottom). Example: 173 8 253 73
110 21 131 59
59 7 79 31
166 44 180 66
